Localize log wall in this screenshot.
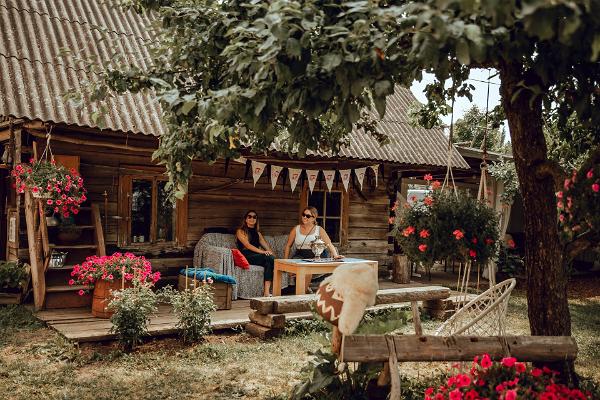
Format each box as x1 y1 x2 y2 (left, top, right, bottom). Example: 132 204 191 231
29 130 392 269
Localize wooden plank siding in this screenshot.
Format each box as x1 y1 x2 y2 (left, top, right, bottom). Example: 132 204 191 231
28 130 393 273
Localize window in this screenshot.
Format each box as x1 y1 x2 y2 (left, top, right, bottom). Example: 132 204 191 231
120 175 186 246
307 189 343 244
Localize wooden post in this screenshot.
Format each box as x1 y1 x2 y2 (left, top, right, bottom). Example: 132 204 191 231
411 301 422 336
332 326 343 355
392 254 411 284
91 204 106 256
25 191 45 310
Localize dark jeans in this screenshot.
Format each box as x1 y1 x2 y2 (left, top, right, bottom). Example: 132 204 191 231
241 249 274 281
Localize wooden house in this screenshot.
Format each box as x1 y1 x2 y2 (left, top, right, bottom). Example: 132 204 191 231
0 0 475 310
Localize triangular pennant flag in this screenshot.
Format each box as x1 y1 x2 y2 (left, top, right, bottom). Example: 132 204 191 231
340 169 351 192
234 156 247 164
355 167 367 191
306 170 320 193
251 160 266 186
289 168 302 193
323 170 335 192
271 165 283 190
369 164 379 187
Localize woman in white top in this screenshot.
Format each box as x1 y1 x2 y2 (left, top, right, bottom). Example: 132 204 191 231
284 206 343 293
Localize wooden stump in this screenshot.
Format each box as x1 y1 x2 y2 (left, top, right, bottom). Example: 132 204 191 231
245 322 283 339
391 254 411 284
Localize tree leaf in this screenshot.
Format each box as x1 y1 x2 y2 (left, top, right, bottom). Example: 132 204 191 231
374 80 392 97
322 53 342 71
591 34 600 61
180 100 196 116
286 37 301 58
455 38 470 65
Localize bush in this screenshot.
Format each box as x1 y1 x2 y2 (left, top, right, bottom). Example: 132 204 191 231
425 354 592 399
496 242 524 278
108 284 158 352
0 261 29 291
161 282 216 343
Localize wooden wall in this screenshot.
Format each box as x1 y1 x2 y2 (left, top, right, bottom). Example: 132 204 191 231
28 129 393 269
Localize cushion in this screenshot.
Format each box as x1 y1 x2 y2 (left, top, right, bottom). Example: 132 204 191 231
231 249 250 269
179 268 237 285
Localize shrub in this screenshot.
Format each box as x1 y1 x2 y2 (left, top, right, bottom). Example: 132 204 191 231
425 354 592 400
496 242 524 278
108 284 158 352
0 261 29 291
162 282 216 343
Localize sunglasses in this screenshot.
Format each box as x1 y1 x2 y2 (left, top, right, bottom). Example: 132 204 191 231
246 215 257 219
301 213 314 219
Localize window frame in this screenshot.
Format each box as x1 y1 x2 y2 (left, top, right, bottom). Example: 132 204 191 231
119 174 187 247
300 182 349 248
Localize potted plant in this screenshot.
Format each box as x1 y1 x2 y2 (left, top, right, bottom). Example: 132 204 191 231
69 252 161 318
392 176 499 279
0 261 30 304
11 158 87 217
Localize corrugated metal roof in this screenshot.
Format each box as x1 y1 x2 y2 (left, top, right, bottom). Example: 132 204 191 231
0 0 165 136
0 0 468 169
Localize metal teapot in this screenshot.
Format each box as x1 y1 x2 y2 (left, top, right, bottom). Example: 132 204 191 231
310 235 327 260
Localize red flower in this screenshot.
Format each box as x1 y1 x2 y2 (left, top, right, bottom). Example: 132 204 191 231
388 216 395 224
507 239 516 249
587 169 594 179
403 226 416 237
469 249 477 258
531 368 543 377
502 357 517 368
471 237 478 244
423 196 433 206
515 362 526 373
592 183 599 192
431 180 441 190
485 238 494 245
480 354 492 368
453 229 464 240
556 191 563 199
418 244 428 252
424 174 433 182
505 389 517 400
449 388 462 400
419 229 430 238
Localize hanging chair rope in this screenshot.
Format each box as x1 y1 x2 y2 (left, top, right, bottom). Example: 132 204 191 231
442 85 459 198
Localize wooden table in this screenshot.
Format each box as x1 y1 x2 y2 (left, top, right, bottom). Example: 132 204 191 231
272 258 378 296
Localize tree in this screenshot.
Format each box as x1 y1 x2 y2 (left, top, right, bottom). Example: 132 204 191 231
102 0 600 379
453 105 510 154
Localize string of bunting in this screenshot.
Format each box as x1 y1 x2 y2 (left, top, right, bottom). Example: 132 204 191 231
235 157 380 193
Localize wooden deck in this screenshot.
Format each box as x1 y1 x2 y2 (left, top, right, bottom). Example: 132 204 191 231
35 280 429 343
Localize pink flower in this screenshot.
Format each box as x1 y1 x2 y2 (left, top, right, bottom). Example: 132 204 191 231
559 214 565 223
485 238 494 245
419 229 430 238
206 277 214 284
592 183 599 193
505 389 517 400
515 362 526 373
501 357 517 368
403 226 416 237
587 169 594 179
469 249 476 258
78 290 85 296
564 179 571 190
481 354 492 368
423 196 433 206
68 279 75 285
431 180 441 190
556 191 563 199
557 201 563 209
424 174 433 182
418 244 428 252
47 199 53 205
388 216 395 224
391 201 399 211
531 368 543 377
453 229 464 240
449 388 462 400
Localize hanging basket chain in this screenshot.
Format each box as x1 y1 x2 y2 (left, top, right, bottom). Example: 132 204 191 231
39 124 54 162
442 82 458 198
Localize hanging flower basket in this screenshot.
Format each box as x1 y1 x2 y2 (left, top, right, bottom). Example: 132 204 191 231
392 176 500 273
11 159 87 217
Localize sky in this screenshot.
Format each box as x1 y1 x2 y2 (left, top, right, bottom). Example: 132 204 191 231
409 69 502 127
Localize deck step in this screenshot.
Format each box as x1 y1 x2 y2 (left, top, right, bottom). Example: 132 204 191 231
47 225 95 230
46 284 87 293
49 244 97 249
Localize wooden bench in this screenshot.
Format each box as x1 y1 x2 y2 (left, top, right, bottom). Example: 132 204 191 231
246 285 451 339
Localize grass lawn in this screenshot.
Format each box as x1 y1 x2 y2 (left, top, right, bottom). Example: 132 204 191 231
0 288 598 399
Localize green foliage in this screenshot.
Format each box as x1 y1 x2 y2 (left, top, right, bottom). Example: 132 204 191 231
546 116 600 171
454 105 509 153
489 159 520 205
496 242 525 278
109 284 158 352
393 185 499 268
285 315 330 337
161 284 216 343
0 261 29 290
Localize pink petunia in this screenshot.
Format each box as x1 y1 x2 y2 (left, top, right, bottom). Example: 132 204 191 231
592 183 599 193
587 169 594 179
418 244 427 252
481 354 492 368
502 357 517 368
424 174 433 182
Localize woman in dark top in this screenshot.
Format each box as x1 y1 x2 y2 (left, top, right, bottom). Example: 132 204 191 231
235 210 275 296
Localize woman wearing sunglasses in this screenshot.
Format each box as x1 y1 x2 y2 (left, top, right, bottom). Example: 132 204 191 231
236 210 275 297
284 206 343 293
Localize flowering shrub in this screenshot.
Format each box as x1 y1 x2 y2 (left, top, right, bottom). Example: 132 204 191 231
11 159 87 217
558 153 600 242
69 252 160 294
425 354 592 400
393 176 499 271
109 285 158 352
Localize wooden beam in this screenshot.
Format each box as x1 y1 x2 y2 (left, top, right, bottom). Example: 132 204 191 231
341 335 578 363
27 130 156 153
92 204 106 256
250 286 451 314
25 191 45 310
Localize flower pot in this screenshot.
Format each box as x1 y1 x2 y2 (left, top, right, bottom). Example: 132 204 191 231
57 230 82 244
32 191 51 199
92 279 132 319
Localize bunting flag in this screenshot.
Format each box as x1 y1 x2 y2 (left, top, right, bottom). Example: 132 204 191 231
355 167 367 191
369 164 379 187
289 168 302 193
306 170 319 193
251 160 266 186
323 170 335 192
340 169 351 192
270 165 283 189
233 156 247 164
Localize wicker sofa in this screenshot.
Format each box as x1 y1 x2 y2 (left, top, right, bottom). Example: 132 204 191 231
193 233 294 299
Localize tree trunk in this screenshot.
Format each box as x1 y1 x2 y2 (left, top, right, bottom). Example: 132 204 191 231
498 62 575 381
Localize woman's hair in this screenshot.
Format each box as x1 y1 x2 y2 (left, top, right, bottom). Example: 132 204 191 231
303 206 319 225
238 210 260 235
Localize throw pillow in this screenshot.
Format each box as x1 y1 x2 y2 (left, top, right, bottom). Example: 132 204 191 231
231 249 250 269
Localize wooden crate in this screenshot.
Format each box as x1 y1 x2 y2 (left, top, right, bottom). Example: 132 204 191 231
177 275 232 310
